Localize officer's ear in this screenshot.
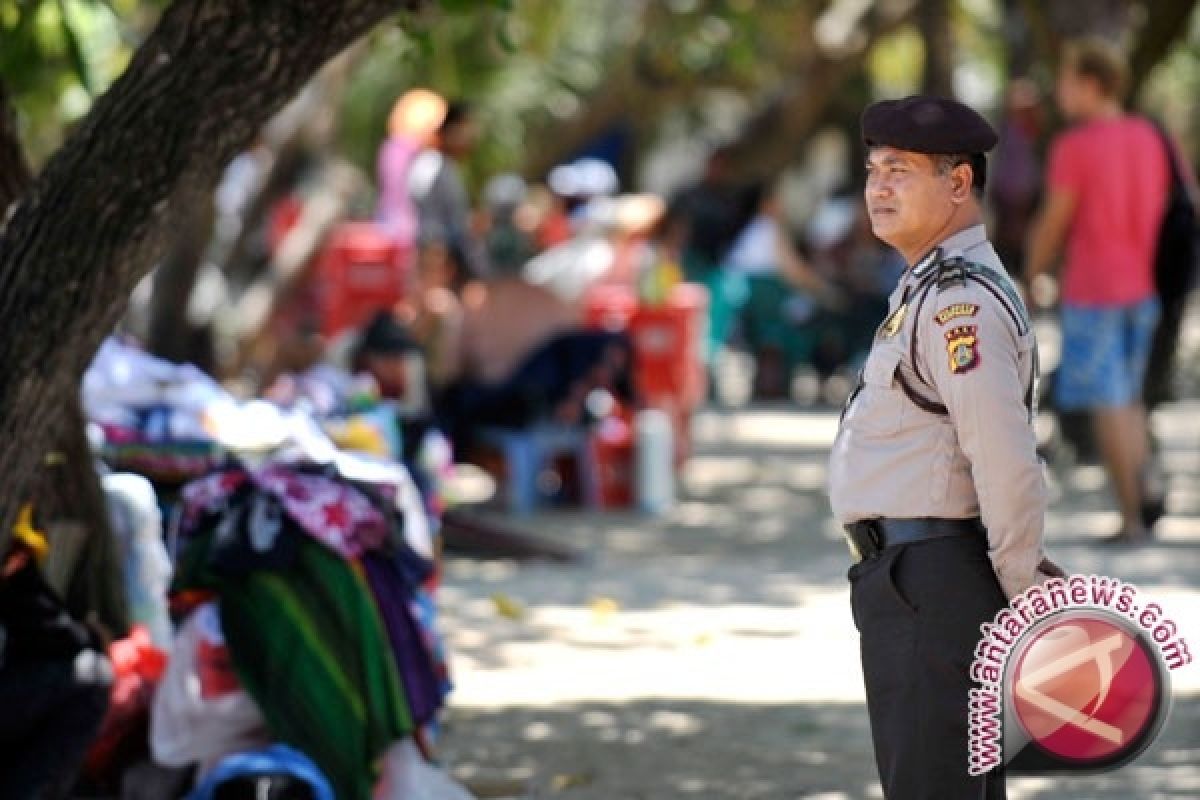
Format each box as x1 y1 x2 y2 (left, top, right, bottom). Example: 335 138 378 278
949 161 974 204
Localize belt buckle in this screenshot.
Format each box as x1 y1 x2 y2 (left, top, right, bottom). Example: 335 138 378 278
845 534 863 564
845 520 882 564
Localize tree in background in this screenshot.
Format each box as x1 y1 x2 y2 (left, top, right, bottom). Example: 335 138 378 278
0 0 442 553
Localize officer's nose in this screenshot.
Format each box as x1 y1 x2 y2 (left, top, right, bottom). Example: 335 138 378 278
865 176 891 201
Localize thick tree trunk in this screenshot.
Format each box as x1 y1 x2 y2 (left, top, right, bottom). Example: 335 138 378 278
2 79 127 622
0 0 419 553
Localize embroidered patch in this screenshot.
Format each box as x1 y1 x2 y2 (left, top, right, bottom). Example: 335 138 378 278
934 303 980 325
945 324 980 374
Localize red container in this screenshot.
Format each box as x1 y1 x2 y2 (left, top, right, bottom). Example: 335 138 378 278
582 284 638 332
590 415 634 508
629 283 709 409
316 222 412 338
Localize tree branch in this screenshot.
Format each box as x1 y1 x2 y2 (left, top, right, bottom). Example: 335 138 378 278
1129 0 1199 102
722 0 918 180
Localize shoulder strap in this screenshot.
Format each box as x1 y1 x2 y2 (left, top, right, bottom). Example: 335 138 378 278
903 257 1040 420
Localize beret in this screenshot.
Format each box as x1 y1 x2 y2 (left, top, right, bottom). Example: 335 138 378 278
861 95 997 154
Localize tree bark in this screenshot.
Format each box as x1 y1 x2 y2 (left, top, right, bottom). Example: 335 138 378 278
919 0 955 96
0 0 420 553
2 76 126 627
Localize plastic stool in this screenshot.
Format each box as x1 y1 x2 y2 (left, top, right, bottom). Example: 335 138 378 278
477 425 600 514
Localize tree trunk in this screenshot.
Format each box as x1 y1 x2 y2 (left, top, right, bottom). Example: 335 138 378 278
2 79 128 625
920 0 955 96
145 191 216 368
0 0 420 554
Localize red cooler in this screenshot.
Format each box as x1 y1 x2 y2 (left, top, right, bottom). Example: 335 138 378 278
316 222 411 338
629 283 708 409
583 284 638 332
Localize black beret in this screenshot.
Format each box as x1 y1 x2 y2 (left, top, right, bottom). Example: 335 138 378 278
861 95 997 155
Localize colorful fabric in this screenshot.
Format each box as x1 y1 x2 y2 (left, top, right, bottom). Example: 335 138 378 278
362 555 446 727
212 539 413 800
1047 116 1168 305
181 466 388 560
1055 297 1161 410
172 459 444 798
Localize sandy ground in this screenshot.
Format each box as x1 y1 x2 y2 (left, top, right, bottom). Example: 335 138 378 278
434 403 1200 800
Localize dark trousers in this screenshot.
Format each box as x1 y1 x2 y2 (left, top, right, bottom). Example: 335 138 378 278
849 536 1008 799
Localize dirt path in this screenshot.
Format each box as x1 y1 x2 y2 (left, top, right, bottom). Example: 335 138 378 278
436 407 1200 799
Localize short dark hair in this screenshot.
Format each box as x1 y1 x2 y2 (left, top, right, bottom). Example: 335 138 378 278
439 101 472 133
1063 37 1128 100
934 152 987 193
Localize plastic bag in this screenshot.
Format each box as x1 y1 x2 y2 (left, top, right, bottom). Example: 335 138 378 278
150 604 269 773
373 740 476 800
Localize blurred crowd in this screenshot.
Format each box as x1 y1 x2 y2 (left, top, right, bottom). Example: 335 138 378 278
3 33 1198 796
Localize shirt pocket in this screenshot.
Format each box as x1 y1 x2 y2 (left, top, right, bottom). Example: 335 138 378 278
846 346 907 437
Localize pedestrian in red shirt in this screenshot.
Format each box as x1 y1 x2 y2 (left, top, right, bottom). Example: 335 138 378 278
1026 38 1170 543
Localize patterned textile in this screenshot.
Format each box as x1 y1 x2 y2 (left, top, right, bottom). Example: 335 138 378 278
180 465 388 559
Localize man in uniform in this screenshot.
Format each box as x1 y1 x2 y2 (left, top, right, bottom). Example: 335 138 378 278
828 96 1062 798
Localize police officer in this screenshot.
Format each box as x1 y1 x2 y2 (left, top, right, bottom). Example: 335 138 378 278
828 96 1063 799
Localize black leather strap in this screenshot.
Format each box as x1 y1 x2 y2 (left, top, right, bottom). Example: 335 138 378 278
844 517 984 562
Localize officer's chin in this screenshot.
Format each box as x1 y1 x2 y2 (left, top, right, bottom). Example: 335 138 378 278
867 213 900 242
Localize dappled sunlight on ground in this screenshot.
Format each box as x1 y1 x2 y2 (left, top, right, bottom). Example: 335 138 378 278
438 405 1200 798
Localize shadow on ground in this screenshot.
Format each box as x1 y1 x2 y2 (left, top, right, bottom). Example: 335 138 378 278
441 696 1200 799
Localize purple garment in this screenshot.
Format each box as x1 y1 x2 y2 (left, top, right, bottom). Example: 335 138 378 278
376 135 422 247
362 554 444 725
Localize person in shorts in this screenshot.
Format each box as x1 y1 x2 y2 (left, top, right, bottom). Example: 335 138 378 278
1025 38 1170 542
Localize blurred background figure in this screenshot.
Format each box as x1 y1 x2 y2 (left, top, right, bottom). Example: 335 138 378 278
376 88 447 252
1025 38 1170 544
989 79 1044 278
725 183 840 398
409 101 487 285
668 146 760 370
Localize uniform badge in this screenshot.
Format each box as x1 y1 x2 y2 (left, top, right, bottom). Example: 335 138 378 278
879 303 908 338
945 324 980 374
934 303 979 325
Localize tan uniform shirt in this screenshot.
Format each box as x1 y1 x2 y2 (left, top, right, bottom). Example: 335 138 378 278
828 224 1048 598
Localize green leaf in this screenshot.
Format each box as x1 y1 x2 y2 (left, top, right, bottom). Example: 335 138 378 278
55 0 92 95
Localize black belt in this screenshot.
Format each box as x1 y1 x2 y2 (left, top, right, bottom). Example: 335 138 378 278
844 517 984 564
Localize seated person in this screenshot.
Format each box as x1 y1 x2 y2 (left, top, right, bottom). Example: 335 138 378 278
435 274 632 450
726 184 840 397
0 507 113 800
